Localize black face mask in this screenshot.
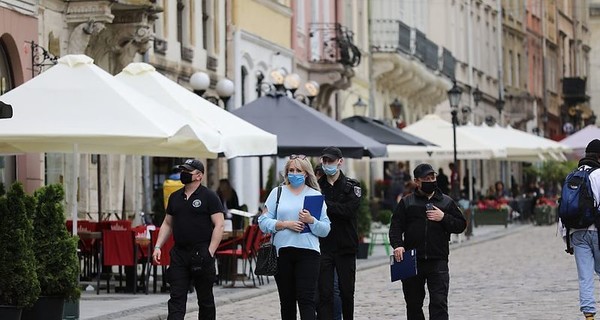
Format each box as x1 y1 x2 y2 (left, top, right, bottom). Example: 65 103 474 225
420 181 437 194
180 172 193 184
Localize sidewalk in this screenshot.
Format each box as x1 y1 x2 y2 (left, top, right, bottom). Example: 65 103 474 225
79 223 532 320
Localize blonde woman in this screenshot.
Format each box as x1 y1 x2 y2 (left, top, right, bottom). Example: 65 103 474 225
258 154 331 320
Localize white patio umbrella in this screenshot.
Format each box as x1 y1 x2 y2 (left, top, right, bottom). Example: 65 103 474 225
115 63 277 158
0 55 224 234
402 114 506 160
461 124 546 161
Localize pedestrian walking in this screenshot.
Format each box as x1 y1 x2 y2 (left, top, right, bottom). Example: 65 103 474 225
316 147 362 320
258 154 331 320
152 159 225 320
389 163 467 320
559 139 600 320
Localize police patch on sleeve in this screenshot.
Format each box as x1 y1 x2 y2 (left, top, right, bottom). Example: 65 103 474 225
192 199 202 208
353 186 362 198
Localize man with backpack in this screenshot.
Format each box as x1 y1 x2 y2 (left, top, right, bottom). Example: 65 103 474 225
559 139 600 320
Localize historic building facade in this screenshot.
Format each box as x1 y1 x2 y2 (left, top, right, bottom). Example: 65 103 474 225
0 1 42 193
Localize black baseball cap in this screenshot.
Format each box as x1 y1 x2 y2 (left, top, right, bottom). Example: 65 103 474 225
178 159 205 173
413 163 436 179
321 147 343 160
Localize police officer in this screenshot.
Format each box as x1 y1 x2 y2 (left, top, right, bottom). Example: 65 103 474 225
152 159 225 320
316 147 361 320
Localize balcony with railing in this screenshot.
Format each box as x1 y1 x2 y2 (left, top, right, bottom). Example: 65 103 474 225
370 19 455 108
371 19 454 77
308 23 361 68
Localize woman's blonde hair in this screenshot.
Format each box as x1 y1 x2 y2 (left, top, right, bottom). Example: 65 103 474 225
283 157 320 192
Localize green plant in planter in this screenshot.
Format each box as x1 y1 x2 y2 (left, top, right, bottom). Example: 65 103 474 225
357 180 372 241
377 209 393 226
32 184 80 301
0 182 40 307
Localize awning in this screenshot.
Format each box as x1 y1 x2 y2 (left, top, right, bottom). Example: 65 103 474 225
231 94 387 158
341 115 436 146
402 114 506 160
115 63 277 158
560 125 600 157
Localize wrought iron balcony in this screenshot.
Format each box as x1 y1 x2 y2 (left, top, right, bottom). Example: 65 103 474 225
308 23 361 68
371 19 455 79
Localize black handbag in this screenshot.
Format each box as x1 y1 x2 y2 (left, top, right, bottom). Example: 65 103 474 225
254 186 281 276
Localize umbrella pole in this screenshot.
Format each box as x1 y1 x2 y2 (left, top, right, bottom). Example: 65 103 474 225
259 156 263 193
71 144 79 236
97 155 102 221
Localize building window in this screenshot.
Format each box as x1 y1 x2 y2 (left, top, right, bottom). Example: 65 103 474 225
241 66 247 106
202 0 210 51
177 0 184 44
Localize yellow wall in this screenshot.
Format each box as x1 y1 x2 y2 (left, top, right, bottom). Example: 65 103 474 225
233 0 291 48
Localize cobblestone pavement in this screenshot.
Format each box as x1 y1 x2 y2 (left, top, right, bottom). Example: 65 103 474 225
189 225 589 320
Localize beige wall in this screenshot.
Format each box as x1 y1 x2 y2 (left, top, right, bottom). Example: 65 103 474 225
233 0 291 49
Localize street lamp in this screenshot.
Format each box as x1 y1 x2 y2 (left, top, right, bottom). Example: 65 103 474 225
189 71 234 108
495 98 505 125
353 97 367 116
389 98 403 119
447 81 462 199
473 86 482 107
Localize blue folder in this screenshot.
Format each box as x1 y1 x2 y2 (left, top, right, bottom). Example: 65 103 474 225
390 249 417 282
301 195 324 233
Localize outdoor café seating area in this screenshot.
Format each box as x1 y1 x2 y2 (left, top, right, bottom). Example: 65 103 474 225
68 216 271 295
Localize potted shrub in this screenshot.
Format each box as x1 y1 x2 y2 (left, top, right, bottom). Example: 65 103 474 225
0 182 40 319
22 184 80 320
356 181 371 259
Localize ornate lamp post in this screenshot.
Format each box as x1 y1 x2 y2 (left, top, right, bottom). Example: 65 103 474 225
353 97 367 116
495 98 505 126
447 81 462 199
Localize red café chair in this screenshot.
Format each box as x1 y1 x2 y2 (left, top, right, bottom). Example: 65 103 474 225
97 230 141 294
215 224 259 287
150 228 174 293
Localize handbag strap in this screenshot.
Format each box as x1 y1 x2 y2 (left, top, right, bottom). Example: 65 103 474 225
268 186 283 245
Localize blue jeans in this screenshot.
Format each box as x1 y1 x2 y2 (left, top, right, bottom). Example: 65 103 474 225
572 230 600 314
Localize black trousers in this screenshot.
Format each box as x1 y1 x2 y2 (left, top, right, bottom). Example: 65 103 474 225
317 252 356 320
275 247 321 320
401 259 449 320
167 245 216 320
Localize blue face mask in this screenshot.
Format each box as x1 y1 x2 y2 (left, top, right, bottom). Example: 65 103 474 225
287 173 305 188
322 164 338 176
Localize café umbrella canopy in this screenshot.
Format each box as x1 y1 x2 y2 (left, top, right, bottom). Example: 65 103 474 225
402 114 506 160
0 54 224 234
560 125 600 157
115 62 277 158
231 94 387 158
0 55 222 156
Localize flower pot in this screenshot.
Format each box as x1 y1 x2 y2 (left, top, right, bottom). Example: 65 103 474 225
0 305 22 320
357 242 369 259
474 208 508 228
63 299 79 320
21 296 65 320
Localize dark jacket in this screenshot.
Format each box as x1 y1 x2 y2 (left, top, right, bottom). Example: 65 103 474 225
318 172 361 255
389 189 466 261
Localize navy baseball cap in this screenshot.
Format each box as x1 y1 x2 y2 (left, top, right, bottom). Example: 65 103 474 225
413 163 436 179
178 159 205 173
321 147 343 160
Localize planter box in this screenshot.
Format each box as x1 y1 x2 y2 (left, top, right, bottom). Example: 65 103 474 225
534 206 557 226
474 208 508 228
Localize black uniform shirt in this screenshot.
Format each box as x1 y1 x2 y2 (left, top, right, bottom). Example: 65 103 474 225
166 185 224 247
318 171 361 254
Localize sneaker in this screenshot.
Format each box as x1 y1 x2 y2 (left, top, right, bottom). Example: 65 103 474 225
584 313 595 320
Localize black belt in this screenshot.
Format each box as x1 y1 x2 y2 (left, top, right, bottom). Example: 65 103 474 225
175 243 209 251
